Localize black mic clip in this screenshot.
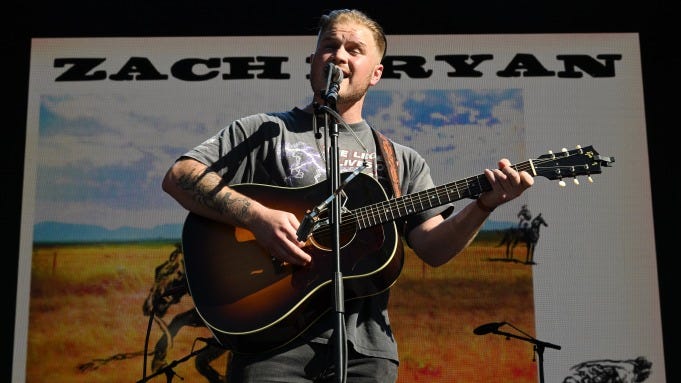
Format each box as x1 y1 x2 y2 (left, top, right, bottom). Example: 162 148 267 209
296 209 319 242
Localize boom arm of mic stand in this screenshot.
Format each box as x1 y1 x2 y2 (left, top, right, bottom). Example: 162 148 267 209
137 342 216 383
296 163 367 242
488 329 560 383
492 330 562 350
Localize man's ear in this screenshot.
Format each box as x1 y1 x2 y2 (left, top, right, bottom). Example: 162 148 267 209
308 53 315 77
370 63 384 86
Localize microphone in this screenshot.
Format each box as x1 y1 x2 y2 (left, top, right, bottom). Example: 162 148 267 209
323 63 343 105
473 322 506 335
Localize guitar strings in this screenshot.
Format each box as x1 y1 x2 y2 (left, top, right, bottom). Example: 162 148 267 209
308 150 596 239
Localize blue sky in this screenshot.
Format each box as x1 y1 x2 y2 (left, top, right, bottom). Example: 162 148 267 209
33 89 524 229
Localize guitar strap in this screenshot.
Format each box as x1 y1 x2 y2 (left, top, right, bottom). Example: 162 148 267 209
371 128 402 198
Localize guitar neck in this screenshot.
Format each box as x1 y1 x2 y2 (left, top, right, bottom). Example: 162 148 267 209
352 160 535 230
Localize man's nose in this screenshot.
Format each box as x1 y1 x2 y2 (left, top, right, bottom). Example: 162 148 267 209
330 47 349 62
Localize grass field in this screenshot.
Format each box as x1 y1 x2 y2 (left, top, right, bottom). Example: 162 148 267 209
23 239 537 382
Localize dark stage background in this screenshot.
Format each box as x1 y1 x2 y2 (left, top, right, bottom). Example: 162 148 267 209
5 1 675 381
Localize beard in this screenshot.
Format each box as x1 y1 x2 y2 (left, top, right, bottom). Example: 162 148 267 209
336 75 372 106
310 67 374 107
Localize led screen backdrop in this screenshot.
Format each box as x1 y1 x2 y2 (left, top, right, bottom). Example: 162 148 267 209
13 34 665 382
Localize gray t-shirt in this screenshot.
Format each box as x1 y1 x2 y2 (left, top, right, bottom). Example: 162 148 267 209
182 107 449 363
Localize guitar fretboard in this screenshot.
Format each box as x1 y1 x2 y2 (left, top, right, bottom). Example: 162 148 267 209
352 160 535 230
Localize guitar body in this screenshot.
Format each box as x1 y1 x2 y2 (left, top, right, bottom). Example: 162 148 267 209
181 173 404 354
180 145 615 354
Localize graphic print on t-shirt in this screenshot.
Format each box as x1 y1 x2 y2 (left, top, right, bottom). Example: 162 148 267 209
284 141 377 187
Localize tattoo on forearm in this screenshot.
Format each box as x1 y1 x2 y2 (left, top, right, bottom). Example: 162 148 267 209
176 169 251 221
223 191 252 220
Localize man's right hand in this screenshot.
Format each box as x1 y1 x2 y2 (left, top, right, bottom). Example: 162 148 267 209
247 206 312 267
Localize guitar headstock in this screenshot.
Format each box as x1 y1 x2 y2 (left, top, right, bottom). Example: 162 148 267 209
533 145 615 186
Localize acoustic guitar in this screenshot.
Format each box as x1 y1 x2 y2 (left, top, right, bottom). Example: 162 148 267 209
181 145 614 354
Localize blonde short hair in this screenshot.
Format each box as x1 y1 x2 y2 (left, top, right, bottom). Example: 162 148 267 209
317 9 387 59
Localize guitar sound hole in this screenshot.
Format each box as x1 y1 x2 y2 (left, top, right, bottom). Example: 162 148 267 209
309 215 358 251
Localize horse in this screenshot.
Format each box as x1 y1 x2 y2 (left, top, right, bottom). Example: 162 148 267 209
497 213 548 264
142 243 228 382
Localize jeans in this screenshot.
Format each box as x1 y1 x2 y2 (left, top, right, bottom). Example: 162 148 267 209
226 341 398 383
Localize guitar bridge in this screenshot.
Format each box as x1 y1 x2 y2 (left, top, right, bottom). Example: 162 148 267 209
270 256 288 274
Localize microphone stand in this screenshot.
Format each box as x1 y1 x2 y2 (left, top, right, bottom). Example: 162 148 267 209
314 100 347 383
489 327 560 383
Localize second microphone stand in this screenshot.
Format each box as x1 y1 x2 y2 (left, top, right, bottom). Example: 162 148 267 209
488 324 561 383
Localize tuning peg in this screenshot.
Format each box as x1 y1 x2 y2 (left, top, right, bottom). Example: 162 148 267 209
559 180 566 187
587 176 594 183
573 178 580 185
576 144 582 149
